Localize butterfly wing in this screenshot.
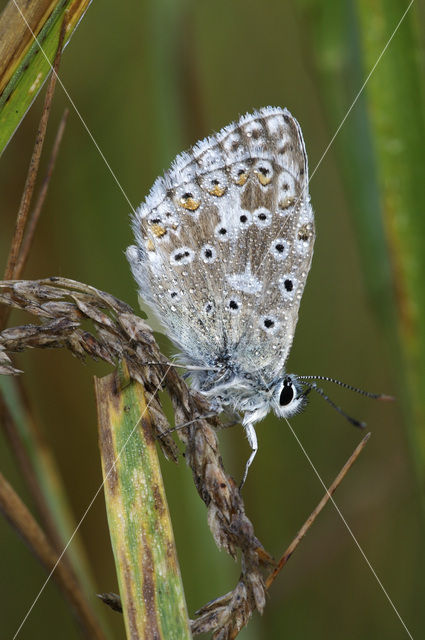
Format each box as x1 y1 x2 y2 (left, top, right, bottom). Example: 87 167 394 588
127 106 314 379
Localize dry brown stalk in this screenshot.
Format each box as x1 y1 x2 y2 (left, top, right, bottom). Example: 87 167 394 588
14 108 69 278
0 15 67 328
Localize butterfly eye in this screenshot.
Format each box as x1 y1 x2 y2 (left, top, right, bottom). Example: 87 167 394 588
279 379 295 406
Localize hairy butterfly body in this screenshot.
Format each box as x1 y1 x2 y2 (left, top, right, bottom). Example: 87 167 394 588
127 106 315 484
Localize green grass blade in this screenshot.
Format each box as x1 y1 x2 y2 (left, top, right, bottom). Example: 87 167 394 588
95 361 191 639
0 0 92 156
355 0 425 494
297 0 396 327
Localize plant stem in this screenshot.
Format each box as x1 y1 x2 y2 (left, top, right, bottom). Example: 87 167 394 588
95 360 191 640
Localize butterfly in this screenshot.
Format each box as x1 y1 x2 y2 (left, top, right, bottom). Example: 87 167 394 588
127 107 315 485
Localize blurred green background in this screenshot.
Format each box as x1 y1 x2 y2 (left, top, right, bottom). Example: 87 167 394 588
1 0 424 638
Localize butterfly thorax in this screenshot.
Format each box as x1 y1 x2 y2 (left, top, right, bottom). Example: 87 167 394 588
185 357 305 426
192 365 276 419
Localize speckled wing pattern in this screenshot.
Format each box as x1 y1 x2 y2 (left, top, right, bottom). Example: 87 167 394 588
127 107 314 382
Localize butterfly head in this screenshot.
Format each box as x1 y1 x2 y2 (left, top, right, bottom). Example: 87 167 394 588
238 373 307 428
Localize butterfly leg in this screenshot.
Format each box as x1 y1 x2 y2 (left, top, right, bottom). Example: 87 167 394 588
240 423 258 489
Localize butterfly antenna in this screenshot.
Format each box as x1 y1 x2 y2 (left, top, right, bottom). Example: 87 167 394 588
301 381 366 428
298 375 394 401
